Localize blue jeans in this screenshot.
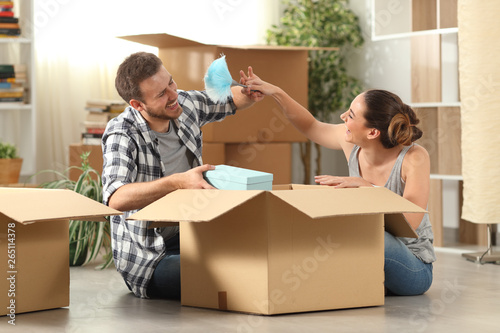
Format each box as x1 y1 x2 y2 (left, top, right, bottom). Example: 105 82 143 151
384 231 433 296
146 234 181 299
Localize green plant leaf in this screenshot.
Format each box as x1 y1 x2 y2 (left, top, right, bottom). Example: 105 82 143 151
35 151 112 269
0 141 18 159
267 0 364 182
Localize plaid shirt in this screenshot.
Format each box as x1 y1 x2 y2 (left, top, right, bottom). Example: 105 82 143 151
102 90 237 298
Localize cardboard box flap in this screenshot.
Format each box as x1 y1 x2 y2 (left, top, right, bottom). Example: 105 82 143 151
119 33 339 51
270 187 426 217
0 188 121 224
119 33 204 48
128 189 264 222
384 213 418 238
271 187 420 238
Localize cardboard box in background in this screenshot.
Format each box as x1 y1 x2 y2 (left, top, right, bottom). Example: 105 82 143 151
119 33 313 144
0 188 121 316
202 142 292 184
69 144 103 181
129 186 423 315
202 142 225 165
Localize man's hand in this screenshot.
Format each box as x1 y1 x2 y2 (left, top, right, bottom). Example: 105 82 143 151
108 164 216 212
171 164 216 190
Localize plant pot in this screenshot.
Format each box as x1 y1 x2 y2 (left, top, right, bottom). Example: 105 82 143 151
0 158 23 184
69 242 88 266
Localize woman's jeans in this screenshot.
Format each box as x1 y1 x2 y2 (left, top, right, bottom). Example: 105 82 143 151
384 231 433 296
146 234 181 299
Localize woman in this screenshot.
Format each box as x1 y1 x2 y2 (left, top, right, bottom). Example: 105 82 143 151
244 69 436 296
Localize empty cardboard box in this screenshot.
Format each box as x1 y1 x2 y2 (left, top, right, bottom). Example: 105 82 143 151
204 165 273 190
128 185 424 315
0 188 121 316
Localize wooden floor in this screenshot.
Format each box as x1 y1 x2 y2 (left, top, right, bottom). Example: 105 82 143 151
2 244 500 333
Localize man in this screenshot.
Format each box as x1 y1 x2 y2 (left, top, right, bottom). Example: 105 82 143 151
102 52 262 299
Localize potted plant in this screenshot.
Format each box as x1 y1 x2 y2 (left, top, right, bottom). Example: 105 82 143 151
33 151 113 269
0 141 23 184
267 0 364 183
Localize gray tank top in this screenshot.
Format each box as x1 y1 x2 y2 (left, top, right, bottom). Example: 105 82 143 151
348 144 436 263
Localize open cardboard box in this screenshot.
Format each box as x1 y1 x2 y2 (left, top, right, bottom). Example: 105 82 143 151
128 185 424 315
119 33 337 143
0 188 121 316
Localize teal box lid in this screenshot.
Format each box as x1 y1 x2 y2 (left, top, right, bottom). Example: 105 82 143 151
204 165 273 190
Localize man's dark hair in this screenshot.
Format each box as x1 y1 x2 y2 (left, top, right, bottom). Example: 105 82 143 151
115 52 163 103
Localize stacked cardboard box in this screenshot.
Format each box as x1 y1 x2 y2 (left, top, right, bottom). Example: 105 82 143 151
69 144 103 181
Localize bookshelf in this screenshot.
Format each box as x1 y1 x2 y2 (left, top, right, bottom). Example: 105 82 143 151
372 0 461 179
0 0 35 178
371 0 463 246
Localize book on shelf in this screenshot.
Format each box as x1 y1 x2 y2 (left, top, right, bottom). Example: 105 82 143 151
0 87 23 98
0 22 20 36
81 132 102 146
0 97 23 103
83 113 112 135
0 64 26 103
0 16 17 23
85 99 127 113
0 29 21 36
0 81 22 89
0 1 20 37
81 99 125 143
0 23 17 29
0 64 26 78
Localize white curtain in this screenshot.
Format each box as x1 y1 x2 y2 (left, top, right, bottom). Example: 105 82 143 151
458 0 500 223
35 35 153 176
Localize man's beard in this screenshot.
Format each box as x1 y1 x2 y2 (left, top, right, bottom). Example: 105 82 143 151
143 104 181 121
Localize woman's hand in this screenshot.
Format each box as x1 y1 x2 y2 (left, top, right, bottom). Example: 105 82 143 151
314 175 373 188
236 66 265 103
240 66 280 97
